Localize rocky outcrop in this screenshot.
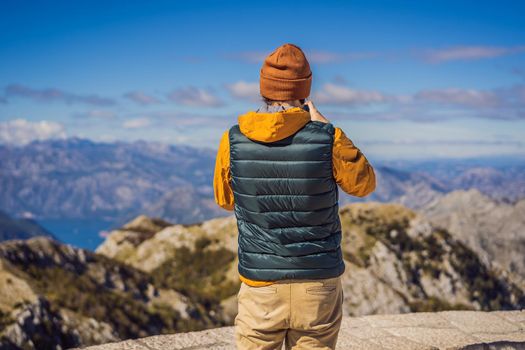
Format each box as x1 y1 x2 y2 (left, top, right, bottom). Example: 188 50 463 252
423 189 525 285
96 215 237 272
0 237 217 349
338 203 524 315
1 296 80 350
74 310 525 350
97 202 525 321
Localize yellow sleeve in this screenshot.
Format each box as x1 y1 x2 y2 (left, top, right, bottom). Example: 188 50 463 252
332 127 376 197
213 130 235 211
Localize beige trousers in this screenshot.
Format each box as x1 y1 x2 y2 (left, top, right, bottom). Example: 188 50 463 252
234 275 343 349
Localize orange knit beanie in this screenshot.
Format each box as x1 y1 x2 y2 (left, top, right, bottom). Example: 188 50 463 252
260 43 312 101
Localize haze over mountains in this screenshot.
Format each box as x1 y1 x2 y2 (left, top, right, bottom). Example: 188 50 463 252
0 138 225 227
1 138 524 235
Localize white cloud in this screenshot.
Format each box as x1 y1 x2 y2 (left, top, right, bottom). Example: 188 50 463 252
0 119 66 145
76 109 117 119
415 88 501 107
422 45 525 63
123 117 151 129
4 84 115 106
307 51 376 63
124 91 160 105
314 83 388 105
226 81 260 101
226 51 266 63
313 83 525 121
167 86 223 107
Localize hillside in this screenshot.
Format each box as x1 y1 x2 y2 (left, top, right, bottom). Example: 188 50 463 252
0 211 56 242
2 201 524 349
422 189 525 285
97 202 525 320
0 237 225 349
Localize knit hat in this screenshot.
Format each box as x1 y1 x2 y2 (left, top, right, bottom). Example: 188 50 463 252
260 43 312 101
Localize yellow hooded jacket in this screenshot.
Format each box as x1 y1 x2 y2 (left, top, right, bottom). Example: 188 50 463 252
213 107 376 286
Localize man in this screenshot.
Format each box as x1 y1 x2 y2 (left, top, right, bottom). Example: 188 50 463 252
213 43 376 349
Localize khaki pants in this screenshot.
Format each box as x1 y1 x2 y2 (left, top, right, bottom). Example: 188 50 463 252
234 275 343 349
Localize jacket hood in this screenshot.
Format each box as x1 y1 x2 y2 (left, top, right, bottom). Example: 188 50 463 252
238 107 311 143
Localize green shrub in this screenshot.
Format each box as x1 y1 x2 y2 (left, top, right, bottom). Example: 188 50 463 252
151 237 239 322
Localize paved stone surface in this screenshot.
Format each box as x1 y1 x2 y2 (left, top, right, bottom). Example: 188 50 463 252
74 310 525 350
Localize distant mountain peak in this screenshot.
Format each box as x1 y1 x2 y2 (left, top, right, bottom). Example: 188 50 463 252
424 188 497 213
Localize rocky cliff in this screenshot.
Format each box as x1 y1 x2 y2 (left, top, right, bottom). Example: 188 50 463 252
423 189 525 285
97 202 525 319
0 237 223 349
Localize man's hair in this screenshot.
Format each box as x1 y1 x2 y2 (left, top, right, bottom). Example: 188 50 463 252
261 96 306 105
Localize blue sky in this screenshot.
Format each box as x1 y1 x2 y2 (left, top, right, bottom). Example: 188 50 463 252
1 0 524 159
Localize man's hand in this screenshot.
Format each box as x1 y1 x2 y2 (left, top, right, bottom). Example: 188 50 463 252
306 100 330 124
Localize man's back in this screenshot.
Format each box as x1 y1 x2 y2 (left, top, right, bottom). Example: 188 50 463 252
229 112 345 282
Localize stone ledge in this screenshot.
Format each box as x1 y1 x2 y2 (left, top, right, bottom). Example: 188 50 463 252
74 310 525 350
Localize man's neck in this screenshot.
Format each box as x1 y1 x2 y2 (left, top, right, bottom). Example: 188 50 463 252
270 101 300 108
257 103 297 113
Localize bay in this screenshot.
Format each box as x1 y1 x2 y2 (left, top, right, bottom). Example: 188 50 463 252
37 218 117 251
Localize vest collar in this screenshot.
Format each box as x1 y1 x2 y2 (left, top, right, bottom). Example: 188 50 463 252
238 106 311 143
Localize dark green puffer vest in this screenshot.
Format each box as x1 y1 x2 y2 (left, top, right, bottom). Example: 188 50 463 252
229 120 345 281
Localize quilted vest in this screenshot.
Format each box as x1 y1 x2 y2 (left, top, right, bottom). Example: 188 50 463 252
229 120 346 281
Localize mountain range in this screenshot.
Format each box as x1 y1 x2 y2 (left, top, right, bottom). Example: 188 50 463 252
1 138 524 230
0 138 227 227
